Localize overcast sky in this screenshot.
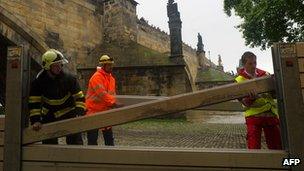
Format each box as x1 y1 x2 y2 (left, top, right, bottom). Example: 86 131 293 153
135 0 274 73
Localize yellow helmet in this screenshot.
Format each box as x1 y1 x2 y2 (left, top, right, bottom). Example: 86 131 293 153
42 49 68 70
99 55 114 64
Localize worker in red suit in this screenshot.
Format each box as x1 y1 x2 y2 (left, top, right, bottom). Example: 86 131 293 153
235 51 282 149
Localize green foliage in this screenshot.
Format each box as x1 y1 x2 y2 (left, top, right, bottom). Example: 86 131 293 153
196 68 235 82
224 0 304 49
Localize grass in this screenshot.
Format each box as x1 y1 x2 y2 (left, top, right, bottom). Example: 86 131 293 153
196 68 235 82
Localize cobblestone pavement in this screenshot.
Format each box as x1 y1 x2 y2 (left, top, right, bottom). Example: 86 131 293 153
91 118 267 149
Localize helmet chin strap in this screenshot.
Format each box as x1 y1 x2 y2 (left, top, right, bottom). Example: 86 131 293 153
47 69 63 78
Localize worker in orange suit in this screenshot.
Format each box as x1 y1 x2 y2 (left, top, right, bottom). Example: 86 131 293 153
85 55 123 146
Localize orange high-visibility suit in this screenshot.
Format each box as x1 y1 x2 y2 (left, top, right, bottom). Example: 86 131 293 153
85 67 116 145
86 67 116 115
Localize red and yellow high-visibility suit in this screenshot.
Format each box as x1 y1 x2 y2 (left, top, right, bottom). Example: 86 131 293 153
236 68 282 149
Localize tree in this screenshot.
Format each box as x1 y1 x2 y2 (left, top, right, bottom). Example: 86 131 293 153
224 0 304 49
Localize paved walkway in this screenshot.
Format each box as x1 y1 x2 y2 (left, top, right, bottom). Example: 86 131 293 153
91 117 268 149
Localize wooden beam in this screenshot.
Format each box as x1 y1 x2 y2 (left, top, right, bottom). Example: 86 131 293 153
18 163 291 171
0 146 289 170
23 145 287 169
272 43 304 171
297 42 304 57
116 95 166 106
4 46 24 171
0 132 3 146
0 161 289 171
196 101 243 111
298 58 304 72
118 96 244 112
22 76 275 144
0 115 4 131
0 96 163 132
0 101 243 132
0 145 289 170
300 73 304 88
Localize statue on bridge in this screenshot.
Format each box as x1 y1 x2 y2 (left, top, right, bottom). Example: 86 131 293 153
197 33 205 53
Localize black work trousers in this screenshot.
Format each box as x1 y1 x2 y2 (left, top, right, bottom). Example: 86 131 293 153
87 128 114 146
41 112 83 145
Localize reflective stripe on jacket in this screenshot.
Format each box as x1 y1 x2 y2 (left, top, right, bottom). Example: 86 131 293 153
85 67 116 115
28 71 86 124
235 68 278 118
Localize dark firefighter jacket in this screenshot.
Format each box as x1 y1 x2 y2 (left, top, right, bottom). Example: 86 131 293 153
28 70 86 124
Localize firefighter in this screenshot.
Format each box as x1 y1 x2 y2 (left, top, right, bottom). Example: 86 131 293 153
85 55 123 146
236 51 282 149
29 49 85 145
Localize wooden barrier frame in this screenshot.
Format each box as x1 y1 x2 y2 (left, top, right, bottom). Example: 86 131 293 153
3 46 27 171
272 43 304 171
22 76 274 144
2 43 304 170
0 145 288 171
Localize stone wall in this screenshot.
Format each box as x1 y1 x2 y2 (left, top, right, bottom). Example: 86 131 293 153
78 65 192 96
0 0 104 72
136 19 219 90
104 0 138 44
0 0 230 99
137 19 170 53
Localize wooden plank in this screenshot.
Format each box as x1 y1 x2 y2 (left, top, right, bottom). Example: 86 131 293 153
21 145 287 169
0 132 3 146
117 96 244 111
1 96 162 132
116 95 166 106
301 73 304 88
298 58 304 72
197 101 243 111
0 115 4 131
0 146 2 161
22 76 275 144
273 43 304 171
302 89 304 103
0 100 246 131
4 46 24 171
297 42 304 57
0 146 289 170
19 162 288 171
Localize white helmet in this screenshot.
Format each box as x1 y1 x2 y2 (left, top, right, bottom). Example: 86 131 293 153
42 49 68 70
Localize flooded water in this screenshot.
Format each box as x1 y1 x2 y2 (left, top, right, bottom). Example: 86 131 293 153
186 110 245 124
204 113 245 124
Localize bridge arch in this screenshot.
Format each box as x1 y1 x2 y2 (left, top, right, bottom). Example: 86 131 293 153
0 5 49 105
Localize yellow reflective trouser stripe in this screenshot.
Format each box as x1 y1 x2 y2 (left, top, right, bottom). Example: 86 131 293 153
30 109 41 117
108 90 116 95
86 91 107 102
87 84 106 94
75 102 86 109
29 96 41 103
73 91 84 99
42 92 71 105
54 107 76 118
41 107 49 115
